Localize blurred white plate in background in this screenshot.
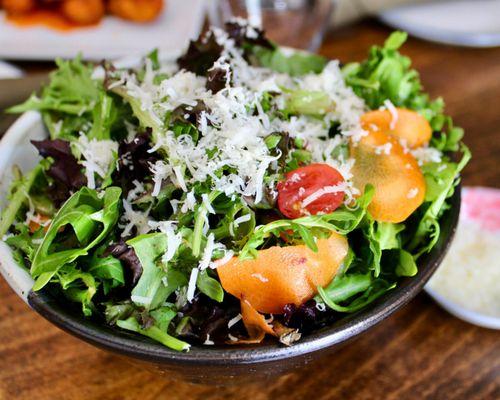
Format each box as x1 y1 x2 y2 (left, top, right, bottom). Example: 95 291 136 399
0 61 23 79
0 0 205 61
379 0 500 47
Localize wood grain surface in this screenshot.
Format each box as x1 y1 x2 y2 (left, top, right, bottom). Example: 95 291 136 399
0 20 499 400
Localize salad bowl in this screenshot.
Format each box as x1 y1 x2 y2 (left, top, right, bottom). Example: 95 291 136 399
0 111 461 382
0 20 467 383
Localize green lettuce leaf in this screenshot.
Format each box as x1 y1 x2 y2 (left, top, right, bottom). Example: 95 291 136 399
117 308 190 352
9 56 100 116
87 251 125 294
283 89 334 116
127 233 187 310
251 46 327 76
30 186 122 290
56 263 97 316
317 273 396 313
408 144 471 255
197 269 224 302
365 220 404 277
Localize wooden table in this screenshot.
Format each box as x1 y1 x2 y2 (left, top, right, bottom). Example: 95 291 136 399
0 20 499 400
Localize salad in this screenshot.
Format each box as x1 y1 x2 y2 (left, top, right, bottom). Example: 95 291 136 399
0 20 470 350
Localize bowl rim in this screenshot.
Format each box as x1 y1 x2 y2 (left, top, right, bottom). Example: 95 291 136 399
0 105 461 368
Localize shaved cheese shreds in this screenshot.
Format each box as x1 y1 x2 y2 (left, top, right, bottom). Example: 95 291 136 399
209 249 234 269
228 314 242 328
407 188 419 199
202 193 215 214
301 183 349 208
228 333 239 342
72 135 118 189
375 142 393 155
297 61 368 141
127 180 145 201
203 334 215 345
251 273 269 282
234 214 251 226
186 267 199 303
116 29 367 207
157 71 205 111
199 233 227 270
148 220 183 263
411 146 443 165
199 233 216 271
150 160 172 197
119 200 152 237
383 99 399 130
181 190 197 213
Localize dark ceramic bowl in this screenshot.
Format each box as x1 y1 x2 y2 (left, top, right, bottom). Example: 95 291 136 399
0 113 461 384
25 188 461 383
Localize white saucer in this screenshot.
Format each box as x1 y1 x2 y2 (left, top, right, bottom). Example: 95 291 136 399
379 0 500 48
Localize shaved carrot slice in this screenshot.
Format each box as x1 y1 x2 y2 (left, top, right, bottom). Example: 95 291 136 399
361 107 432 149
217 232 348 314
350 130 425 223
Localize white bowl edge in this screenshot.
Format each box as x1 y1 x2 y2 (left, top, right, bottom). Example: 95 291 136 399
0 111 45 303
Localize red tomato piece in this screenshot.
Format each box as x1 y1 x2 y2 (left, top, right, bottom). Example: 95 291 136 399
277 163 345 219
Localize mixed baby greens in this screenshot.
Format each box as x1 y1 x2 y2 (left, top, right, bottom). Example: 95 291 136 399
0 21 469 350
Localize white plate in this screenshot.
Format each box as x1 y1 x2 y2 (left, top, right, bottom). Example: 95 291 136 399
0 61 23 79
379 0 500 48
425 186 500 330
0 0 206 60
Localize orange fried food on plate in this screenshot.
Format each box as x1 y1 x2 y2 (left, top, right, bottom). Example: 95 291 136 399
2 0 35 15
217 232 348 314
61 0 105 25
361 107 432 149
350 129 425 223
108 0 164 23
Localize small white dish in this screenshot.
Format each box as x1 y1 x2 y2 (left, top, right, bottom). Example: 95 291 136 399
425 186 500 330
0 61 23 79
379 0 500 48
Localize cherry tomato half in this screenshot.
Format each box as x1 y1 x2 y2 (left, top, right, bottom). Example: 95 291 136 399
277 163 345 219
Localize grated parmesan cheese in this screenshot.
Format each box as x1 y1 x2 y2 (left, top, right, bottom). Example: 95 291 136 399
119 200 152 237
148 220 183 263
411 146 443 165
301 182 351 208
72 134 118 189
228 313 242 328
203 334 215 345
251 273 269 283
383 99 399 130
407 188 419 199
186 267 199 303
375 142 393 155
